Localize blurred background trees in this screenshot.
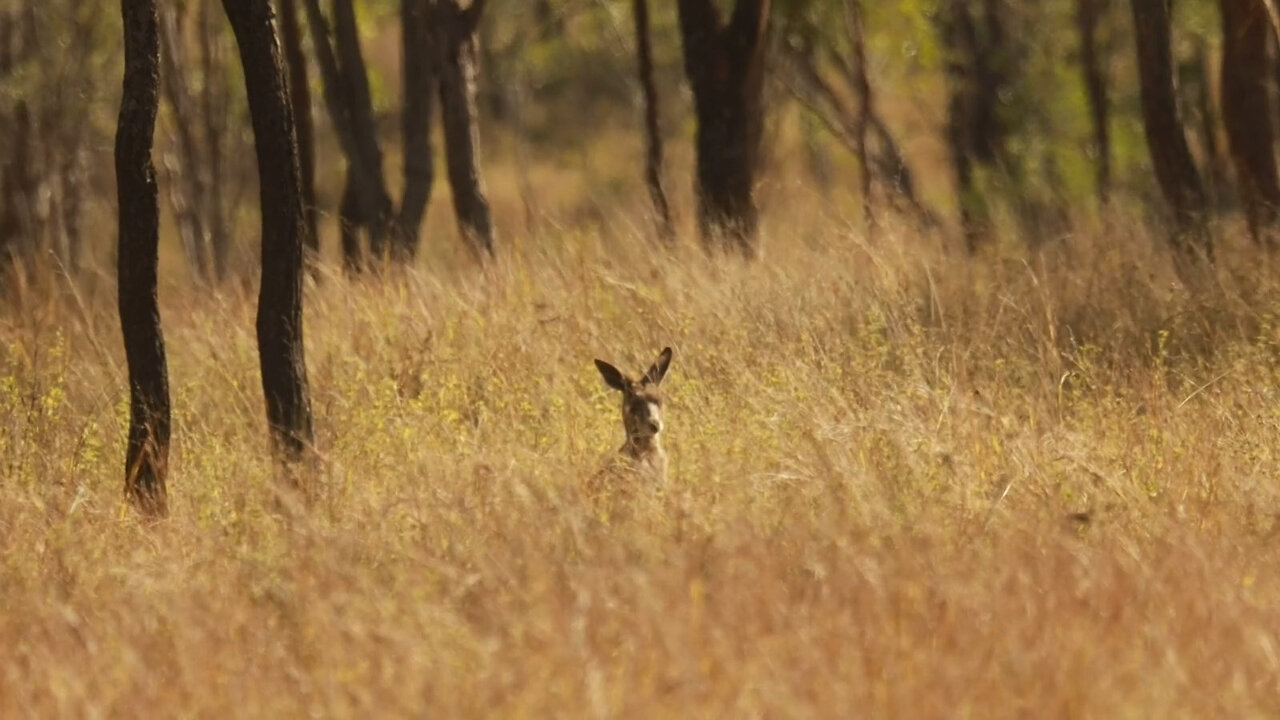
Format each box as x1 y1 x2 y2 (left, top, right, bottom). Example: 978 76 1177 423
1 0 1278 286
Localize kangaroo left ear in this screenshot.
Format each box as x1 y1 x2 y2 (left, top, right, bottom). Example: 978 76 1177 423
644 347 672 386
595 359 628 391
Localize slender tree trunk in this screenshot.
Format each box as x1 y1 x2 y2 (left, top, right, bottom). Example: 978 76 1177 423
939 0 987 250
1077 0 1112 204
340 170 363 272
198 2 231 280
116 0 170 517
632 0 674 243
1221 0 1280 247
158 4 213 282
277 0 319 266
676 0 771 255
1130 0 1211 257
221 0 314 461
301 0 397 268
437 0 495 259
845 0 875 236
332 0 394 259
397 0 435 260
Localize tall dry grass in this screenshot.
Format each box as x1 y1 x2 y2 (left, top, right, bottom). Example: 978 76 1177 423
2 198 1280 718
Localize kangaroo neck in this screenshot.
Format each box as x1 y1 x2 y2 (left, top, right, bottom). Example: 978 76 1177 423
624 434 661 459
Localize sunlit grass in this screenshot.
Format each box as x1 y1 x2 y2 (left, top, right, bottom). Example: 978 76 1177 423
3 201 1280 717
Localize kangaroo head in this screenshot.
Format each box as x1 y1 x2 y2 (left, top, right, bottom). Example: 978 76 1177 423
594 347 672 447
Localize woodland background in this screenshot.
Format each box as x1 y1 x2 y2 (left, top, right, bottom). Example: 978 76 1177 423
3 1 1280 717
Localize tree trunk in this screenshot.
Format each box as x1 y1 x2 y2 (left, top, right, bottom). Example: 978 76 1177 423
939 0 988 250
277 0 319 267
221 0 315 461
158 4 213 282
1221 0 1280 247
116 0 170 517
437 0 495 259
845 0 875 236
301 0 393 269
340 169 363 272
198 1 231 280
676 0 771 255
632 0 674 243
1130 0 1211 257
332 0 394 259
1077 0 1112 204
396 0 435 260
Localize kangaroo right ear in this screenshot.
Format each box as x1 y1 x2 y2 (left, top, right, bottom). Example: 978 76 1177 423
644 347 672 386
594 359 628 391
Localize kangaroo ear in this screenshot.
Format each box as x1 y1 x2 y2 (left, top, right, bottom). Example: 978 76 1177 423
644 347 673 386
594 359 628 391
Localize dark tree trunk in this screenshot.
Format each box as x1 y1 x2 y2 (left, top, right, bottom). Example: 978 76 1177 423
845 0 875 236
437 0 495 259
340 169 363 272
1077 0 1112 204
0 102 36 270
397 0 436 260
116 0 170 517
277 0 319 266
159 4 213 282
301 0 394 269
221 0 315 461
198 1 231 280
676 0 771 255
632 0 674 243
939 0 987 250
1220 0 1280 247
332 0 393 258
1130 0 1211 257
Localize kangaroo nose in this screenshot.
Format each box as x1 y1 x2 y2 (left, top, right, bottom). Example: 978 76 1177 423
648 419 661 434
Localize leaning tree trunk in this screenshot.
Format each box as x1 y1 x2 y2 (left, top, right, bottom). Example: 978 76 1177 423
277 0 319 266
117 0 170 517
437 0 495 259
396 0 436 260
221 0 314 461
1220 0 1280 247
676 0 771 255
633 0 674 243
1130 0 1211 258
1077 0 1112 204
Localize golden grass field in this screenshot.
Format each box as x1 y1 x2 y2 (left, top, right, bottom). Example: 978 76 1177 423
3 186 1280 718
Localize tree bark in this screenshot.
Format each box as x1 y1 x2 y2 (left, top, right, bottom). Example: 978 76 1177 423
116 0 170 517
301 0 394 269
158 4 213 282
632 0 674 243
676 0 771 255
332 0 394 258
437 0 495 259
1130 0 1211 257
939 0 988 250
1220 0 1280 247
221 0 315 461
1077 0 1112 204
397 0 436 260
198 1 231 280
845 0 875 236
277 0 319 266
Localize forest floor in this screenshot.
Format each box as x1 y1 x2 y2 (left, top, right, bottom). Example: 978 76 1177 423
2 208 1280 718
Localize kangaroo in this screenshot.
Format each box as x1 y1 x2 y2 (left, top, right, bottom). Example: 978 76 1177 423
593 346 673 484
